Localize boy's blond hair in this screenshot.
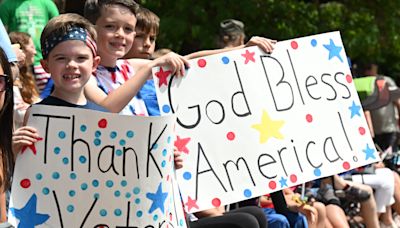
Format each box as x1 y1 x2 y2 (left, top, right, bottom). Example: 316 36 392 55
136 6 160 36
84 0 139 25
40 13 97 59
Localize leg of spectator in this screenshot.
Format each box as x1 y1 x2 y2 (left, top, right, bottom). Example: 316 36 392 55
311 202 326 228
392 171 400 215
325 204 349 228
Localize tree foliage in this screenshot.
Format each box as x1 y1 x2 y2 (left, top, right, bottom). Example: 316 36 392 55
138 0 400 78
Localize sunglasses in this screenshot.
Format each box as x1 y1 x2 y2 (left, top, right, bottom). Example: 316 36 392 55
0 74 9 92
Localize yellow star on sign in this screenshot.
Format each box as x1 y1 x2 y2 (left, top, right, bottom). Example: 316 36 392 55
252 110 285 143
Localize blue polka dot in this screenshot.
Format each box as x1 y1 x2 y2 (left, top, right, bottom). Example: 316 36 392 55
183 172 192 180
92 180 99 187
133 187 140 195
153 214 158 221
121 180 127 187
58 131 66 139
125 192 131 199
52 172 60 179
244 189 252 198
95 130 101 137
69 190 76 197
94 138 101 146
119 139 126 146
67 205 74 212
136 210 143 217
126 131 134 138
115 149 122 156
36 173 43 180
152 143 158 150
79 156 87 164
81 183 88 191
42 187 50 195
162 149 167 156
161 160 166 168
80 125 87 132
314 168 321 177
311 39 317 47
114 209 122 216
106 180 114 188
167 136 171 143
62 157 69 165
180 219 184 226
100 209 107 217
222 56 230 64
135 198 141 204
110 131 117 139
54 147 61 155
114 190 121 197
94 193 100 199
70 173 77 180
162 105 171 113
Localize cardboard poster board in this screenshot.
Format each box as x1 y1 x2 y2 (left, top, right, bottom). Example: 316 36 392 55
153 31 380 212
9 105 187 227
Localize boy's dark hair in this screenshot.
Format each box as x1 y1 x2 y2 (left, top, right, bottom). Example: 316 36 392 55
84 0 139 25
218 19 245 48
136 6 159 36
40 13 97 59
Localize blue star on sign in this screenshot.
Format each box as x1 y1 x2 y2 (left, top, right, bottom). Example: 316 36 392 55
363 144 376 160
323 39 343 62
279 177 288 188
146 183 168 214
10 194 50 228
349 101 361 118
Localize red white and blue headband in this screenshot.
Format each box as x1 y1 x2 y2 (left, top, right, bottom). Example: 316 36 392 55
42 26 97 59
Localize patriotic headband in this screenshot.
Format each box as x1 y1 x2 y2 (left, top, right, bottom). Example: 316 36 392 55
42 26 97 59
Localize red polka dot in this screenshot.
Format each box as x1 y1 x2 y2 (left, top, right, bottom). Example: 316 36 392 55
290 174 297 183
359 127 365 135
170 212 173 221
98 118 107 128
343 162 350 170
212 198 221 207
346 74 353 83
20 178 31 189
291 41 298 49
306 114 313 123
166 175 170 181
198 59 207 68
227 132 235 140
268 181 276 190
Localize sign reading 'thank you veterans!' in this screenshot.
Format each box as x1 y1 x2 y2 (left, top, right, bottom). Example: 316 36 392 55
9 105 186 228
153 31 379 212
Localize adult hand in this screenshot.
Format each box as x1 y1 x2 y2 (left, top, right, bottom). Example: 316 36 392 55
245 36 277 54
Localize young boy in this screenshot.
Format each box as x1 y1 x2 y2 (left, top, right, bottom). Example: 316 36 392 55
12 13 107 153
83 0 188 116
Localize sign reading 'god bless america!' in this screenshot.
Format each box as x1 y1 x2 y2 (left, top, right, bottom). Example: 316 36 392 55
153 31 379 212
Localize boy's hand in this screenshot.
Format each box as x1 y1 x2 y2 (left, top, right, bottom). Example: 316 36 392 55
12 126 40 156
245 36 276 54
173 147 183 169
153 52 190 77
298 204 317 224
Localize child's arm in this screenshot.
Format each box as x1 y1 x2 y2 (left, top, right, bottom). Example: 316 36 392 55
85 52 189 113
12 108 40 157
185 36 277 59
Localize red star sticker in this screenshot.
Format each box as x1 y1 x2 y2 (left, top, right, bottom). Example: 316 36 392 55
21 137 43 155
241 50 255 64
174 136 191 154
185 196 199 212
155 67 172 87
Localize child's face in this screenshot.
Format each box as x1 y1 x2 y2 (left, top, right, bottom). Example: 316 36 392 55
128 28 156 59
41 40 100 94
24 38 37 65
96 5 137 62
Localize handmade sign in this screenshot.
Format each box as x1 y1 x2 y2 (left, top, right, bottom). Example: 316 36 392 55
153 31 380 212
8 105 187 228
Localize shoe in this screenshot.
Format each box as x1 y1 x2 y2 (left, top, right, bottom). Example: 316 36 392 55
344 186 370 202
316 185 341 206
